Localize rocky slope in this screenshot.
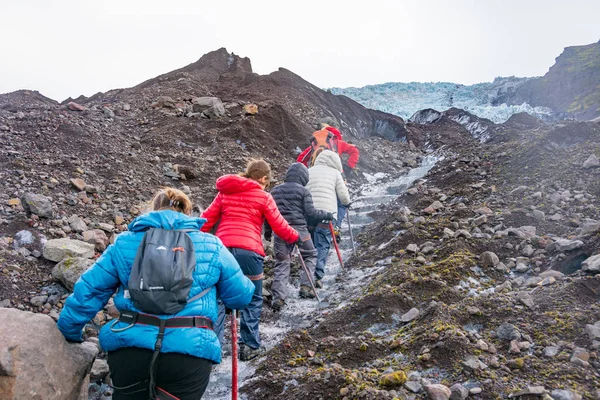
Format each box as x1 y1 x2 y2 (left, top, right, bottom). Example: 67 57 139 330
506 41 600 120
2 47 600 400
245 117 600 399
0 48 417 399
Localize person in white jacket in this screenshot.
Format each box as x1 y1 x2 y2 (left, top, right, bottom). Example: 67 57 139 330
305 150 351 287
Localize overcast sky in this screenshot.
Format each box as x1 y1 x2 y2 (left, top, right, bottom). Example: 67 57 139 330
1 0 599 101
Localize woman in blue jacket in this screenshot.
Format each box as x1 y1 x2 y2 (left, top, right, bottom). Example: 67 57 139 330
57 188 255 400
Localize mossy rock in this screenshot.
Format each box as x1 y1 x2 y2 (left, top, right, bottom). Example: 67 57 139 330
379 370 407 387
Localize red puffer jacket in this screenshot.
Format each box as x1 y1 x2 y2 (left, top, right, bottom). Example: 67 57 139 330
201 175 299 256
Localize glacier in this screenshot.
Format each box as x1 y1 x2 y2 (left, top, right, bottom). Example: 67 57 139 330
330 77 554 124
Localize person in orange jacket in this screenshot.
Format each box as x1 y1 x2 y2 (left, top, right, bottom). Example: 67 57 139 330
297 125 359 237
297 126 360 175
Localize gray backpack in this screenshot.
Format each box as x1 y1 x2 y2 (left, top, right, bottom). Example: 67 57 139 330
129 228 202 315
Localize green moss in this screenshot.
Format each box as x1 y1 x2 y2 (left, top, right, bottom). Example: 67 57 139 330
379 370 407 387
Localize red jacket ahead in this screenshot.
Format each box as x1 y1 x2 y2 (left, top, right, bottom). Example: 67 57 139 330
297 126 360 168
201 175 299 256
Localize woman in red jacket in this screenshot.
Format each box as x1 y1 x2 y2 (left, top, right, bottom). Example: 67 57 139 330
201 159 299 360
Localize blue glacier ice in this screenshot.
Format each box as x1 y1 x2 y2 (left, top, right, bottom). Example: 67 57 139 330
330 77 554 124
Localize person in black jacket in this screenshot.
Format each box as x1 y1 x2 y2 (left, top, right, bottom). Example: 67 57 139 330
265 163 333 311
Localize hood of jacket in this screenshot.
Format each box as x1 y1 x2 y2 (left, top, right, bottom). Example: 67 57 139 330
314 150 343 172
284 163 309 186
325 126 343 140
128 210 206 232
216 174 262 194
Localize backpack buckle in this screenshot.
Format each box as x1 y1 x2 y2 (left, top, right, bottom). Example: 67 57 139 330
109 311 138 332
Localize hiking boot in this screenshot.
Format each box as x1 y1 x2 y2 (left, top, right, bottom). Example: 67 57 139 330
272 298 285 312
333 226 342 244
299 285 316 299
314 279 323 289
239 344 265 361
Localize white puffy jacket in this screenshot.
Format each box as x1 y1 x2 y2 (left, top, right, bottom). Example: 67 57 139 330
306 150 351 219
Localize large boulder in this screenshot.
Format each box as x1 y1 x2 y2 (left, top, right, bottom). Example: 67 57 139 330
480 251 500 267
52 257 95 291
0 308 98 400
21 193 53 218
583 154 599 169
582 254 600 273
43 239 95 262
192 97 225 118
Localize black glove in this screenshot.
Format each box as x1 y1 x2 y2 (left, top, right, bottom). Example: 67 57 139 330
264 231 272 242
324 212 334 221
296 235 304 246
225 308 233 315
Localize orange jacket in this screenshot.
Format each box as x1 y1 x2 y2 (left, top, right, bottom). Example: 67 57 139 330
297 127 360 168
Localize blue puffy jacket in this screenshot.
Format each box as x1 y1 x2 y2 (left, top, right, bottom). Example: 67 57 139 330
57 210 255 363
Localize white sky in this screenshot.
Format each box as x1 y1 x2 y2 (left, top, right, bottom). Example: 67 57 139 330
1 0 599 101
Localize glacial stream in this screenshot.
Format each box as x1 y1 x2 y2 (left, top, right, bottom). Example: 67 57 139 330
204 154 441 399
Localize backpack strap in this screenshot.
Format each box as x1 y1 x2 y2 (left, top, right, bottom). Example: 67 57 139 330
187 287 212 304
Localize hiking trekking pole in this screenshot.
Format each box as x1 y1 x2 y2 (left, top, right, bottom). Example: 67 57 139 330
294 245 321 302
328 222 344 269
231 310 238 400
346 207 356 254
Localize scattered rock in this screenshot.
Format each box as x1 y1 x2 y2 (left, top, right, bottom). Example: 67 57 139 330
539 270 564 279
480 251 499 267
401 308 420 322
406 244 419 253
243 103 258 115
454 230 472 239
583 154 600 169
192 97 225 118
544 345 560 358
30 295 48 307
472 215 487 226
68 215 88 233
462 355 487 371
449 383 469 400
379 370 407 387
70 178 87 192
510 186 528 196
43 238 95 262
0 308 98 399
67 101 86 111
496 323 521 341
405 380 422 393
424 384 452 400
555 238 584 252
21 192 53 218
551 389 583 400
52 257 95 291
90 358 110 381
582 254 600 273
586 321 600 340
580 219 600 236
153 96 176 108
517 291 534 308
82 229 109 252
508 386 546 397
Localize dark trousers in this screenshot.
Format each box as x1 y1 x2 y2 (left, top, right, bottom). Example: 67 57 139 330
272 227 317 302
215 247 264 349
107 347 212 400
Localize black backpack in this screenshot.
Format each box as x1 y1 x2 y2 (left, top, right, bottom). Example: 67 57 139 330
129 228 204 315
